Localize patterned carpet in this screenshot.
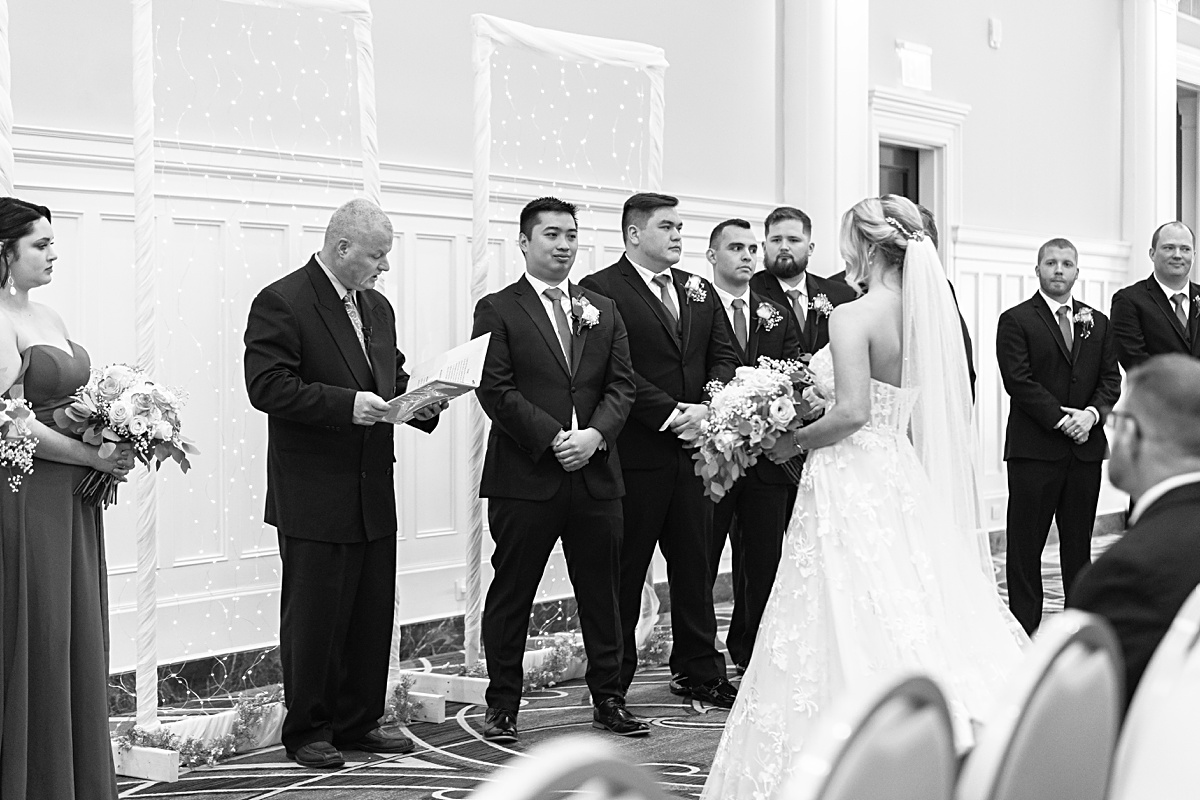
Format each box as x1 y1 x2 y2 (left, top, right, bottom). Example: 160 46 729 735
115 532 1120 799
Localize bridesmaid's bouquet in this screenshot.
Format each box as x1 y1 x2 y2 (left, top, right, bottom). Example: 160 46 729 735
0 396 38 491
681 356 827 501
53 363 198 507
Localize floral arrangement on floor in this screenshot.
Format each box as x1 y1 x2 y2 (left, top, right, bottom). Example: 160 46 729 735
0 396 37 491
114 688 283 768
681 356 827 501
384 674 423 725
53 362 198 506
522 634 587 691
636 626 671 666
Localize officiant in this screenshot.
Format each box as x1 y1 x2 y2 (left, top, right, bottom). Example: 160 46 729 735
244 198 444 769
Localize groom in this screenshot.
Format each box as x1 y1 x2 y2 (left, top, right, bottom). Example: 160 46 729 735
472 197 646 740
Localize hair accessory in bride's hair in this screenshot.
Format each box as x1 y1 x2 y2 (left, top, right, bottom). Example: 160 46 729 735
884 216 926 243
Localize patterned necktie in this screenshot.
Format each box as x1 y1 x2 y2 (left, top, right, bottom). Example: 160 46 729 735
543 287 573 364
785 288 807 332
652 273 680 327
1056 305 1073 350
1173 292 1189 331
343 292 368 356
731 298 748 351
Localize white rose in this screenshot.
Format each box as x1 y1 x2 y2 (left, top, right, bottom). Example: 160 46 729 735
768 395 796 427
108 400 133 428
155 420 173 440
128 415 149 436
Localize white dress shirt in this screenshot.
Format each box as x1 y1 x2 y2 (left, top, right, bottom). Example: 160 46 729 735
715 284 751 331
1039 291 1099 428
523 272 580 432
1155 276 1192 323
1129 471 1200 526
315 252 354 305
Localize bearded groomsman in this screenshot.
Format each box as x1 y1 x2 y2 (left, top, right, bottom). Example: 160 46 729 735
705 219 801 673
580 192 740 707
749 206 856 356
473 197 646 741
997 238 1121 635
1111 221 1200 369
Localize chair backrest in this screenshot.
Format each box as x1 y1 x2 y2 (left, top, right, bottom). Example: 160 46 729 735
955 610 1123 800
468 734 670 800
783 673 957 800
1108 583 1200 800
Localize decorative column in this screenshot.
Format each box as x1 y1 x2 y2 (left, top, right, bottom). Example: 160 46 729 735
1123 0 1180 279
779 0 870 275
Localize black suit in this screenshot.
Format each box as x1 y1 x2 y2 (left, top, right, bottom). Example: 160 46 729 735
1069 480 1200 709
580 256 739 688
996 294 1121 634
244 256 437 753
1110 275 1200 371
708 291 801 667
749 270 856 356
472 276 635 711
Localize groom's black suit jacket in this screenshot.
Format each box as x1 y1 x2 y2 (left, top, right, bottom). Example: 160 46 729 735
1110 275 1200 371
748 270 857 355
244 256 437 544
473 276 635 500
996 294 1121 463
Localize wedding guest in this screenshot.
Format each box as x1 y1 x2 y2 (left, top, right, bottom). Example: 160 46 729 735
1111 222 1200 370
1069 355 1200 709
473 197 644 742
244 199 443 769
705 219 801 674
749 206 855 357
997 238 1121 634
0 198 133 798
830 205 976 397
580 193 740 707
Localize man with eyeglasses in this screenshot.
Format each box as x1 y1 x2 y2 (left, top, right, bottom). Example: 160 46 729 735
1069 355 1200 709
1111 221 1200 369
996 237 1122 635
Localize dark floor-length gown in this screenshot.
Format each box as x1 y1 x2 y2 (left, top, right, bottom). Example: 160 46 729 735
1 341 118 799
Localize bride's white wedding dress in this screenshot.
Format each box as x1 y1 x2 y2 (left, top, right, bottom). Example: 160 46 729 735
702 345 1027 800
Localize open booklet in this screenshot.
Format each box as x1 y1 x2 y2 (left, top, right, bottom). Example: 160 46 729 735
383 333 491 425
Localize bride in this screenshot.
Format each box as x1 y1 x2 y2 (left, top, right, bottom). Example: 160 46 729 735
701 195 1027 799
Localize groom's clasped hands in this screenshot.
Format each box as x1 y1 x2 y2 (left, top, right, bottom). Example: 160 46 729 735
552 427 604 471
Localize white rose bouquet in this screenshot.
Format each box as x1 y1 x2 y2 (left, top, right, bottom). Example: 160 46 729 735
681 356 827 501
0 396 38 492
53 363 198 507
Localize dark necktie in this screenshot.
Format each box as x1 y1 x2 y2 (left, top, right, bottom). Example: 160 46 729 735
1173 292 1189 332
543 287 573 364
652 273 679 326
1056 305 1073 350
785 288 806 333
731 298 748 351
343 293 367 356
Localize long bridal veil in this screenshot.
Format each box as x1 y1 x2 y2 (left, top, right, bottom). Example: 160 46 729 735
900 236 996 583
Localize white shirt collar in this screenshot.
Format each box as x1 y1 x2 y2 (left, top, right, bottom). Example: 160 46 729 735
1038 291 1074 317
715 283 749 312
524 271 570 301
1154 276 1190 302
314 252 353 302
1130 471 1200 525
774 273 806 295
628 255 672 290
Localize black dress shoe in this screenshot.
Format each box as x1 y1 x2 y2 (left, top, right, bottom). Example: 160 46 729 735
482 707 519 743
669 674 738 709
592 698 650 737
286 741 346 768
348 725 415 754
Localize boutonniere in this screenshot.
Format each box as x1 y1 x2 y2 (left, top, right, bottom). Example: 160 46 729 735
755 302 783 331
809 294 834 319
683 274 707 303
571 295 601 331
1073 307 1094 339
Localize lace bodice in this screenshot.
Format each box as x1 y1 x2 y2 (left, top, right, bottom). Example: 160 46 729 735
809 345 917 438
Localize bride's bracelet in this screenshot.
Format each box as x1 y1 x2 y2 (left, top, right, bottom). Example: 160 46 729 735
791 429 805 453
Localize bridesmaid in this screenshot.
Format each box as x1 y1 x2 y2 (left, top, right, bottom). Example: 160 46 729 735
0 198 133 799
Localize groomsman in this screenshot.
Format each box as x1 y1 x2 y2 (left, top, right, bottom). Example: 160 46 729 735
996 238 1121 635
472 197 646 740
705 219 801 673
1111 221 1200 369
749 206 856 356
580 192 740 707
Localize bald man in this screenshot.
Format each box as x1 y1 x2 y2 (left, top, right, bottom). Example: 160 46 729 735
245 199 444 768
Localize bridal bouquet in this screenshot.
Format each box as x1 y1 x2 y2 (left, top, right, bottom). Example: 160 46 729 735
53 363 198 507
0 396 38 492
681 356 827 501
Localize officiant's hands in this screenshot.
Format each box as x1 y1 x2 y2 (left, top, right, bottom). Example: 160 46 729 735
553 427 603 472
412 400 449 422
353 391 391 425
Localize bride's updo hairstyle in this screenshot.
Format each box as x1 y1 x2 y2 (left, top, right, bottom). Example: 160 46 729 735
0 197 51 287
839 194 925 294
